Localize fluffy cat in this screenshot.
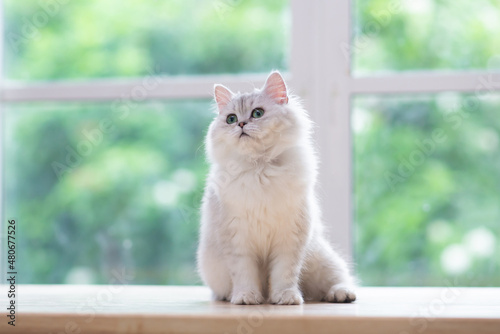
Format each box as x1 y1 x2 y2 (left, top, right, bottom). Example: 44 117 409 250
197 71 356 305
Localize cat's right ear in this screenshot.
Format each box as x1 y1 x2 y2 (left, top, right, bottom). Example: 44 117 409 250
214 84 234 113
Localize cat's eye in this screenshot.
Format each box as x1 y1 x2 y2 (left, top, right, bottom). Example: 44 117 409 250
226 114 238 124
251 108 265 118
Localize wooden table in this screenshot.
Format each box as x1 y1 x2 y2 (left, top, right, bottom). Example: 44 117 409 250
1 285 499 333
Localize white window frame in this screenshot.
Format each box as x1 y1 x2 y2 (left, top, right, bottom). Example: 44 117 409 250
1 0 498 264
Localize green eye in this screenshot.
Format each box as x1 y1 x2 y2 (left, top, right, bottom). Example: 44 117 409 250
226 114 238 124
251 108 265 118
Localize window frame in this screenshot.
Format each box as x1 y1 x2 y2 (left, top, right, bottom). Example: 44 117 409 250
1 0 499 267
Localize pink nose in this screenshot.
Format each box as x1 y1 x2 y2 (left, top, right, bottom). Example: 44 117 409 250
239 122 246 128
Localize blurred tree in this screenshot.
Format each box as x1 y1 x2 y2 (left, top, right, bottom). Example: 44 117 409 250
352 0 500 286
4 0 289 80
354 94 500 285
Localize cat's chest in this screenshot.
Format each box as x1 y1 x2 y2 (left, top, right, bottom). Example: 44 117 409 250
221 163 305 216
219 164 307 254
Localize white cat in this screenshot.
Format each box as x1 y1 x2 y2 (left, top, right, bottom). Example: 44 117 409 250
197 71 356 305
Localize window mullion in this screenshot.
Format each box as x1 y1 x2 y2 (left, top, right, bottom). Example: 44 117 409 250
291 0 353 260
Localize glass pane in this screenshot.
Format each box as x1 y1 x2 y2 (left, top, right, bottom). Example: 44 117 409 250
3 100 213 284
353 93 500 286
4 0 289 81
353 0 500 74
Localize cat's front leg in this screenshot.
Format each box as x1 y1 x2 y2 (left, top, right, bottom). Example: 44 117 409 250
268 245 305 305
227 253 265 305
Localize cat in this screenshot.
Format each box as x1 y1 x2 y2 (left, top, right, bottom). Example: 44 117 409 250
197 71 356 305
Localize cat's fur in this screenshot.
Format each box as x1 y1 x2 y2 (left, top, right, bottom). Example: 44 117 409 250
197 71 356 305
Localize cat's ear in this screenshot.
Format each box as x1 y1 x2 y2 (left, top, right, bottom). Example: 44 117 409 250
263 71 288 104
214 84 234 113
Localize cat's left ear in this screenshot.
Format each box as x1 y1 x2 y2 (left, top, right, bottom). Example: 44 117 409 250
263 71 288 104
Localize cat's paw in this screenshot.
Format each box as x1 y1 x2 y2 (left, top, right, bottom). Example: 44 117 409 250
325 284 356 303
231 290 265 305
270 288 304 305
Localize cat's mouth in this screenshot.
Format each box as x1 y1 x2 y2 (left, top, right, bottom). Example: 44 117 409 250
239 132 250 138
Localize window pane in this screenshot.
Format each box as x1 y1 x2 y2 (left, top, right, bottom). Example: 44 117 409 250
4 0 289 81
3 100 213 284
353 93 500 286
353 0 500 74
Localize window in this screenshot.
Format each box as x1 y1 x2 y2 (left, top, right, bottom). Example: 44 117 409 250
1 0 499 287
290 0 500 286
351 0 500 285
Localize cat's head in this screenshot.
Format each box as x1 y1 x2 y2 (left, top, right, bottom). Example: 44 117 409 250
206 71 311 163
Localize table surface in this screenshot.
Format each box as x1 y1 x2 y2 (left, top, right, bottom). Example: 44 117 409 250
1 285 499 333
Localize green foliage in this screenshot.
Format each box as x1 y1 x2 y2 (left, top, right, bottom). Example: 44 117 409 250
4 0 288 80
5 101 213 284
354 94 500 285
354 0 500 73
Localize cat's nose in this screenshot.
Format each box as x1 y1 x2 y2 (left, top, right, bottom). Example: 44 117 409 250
238 122 247 128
